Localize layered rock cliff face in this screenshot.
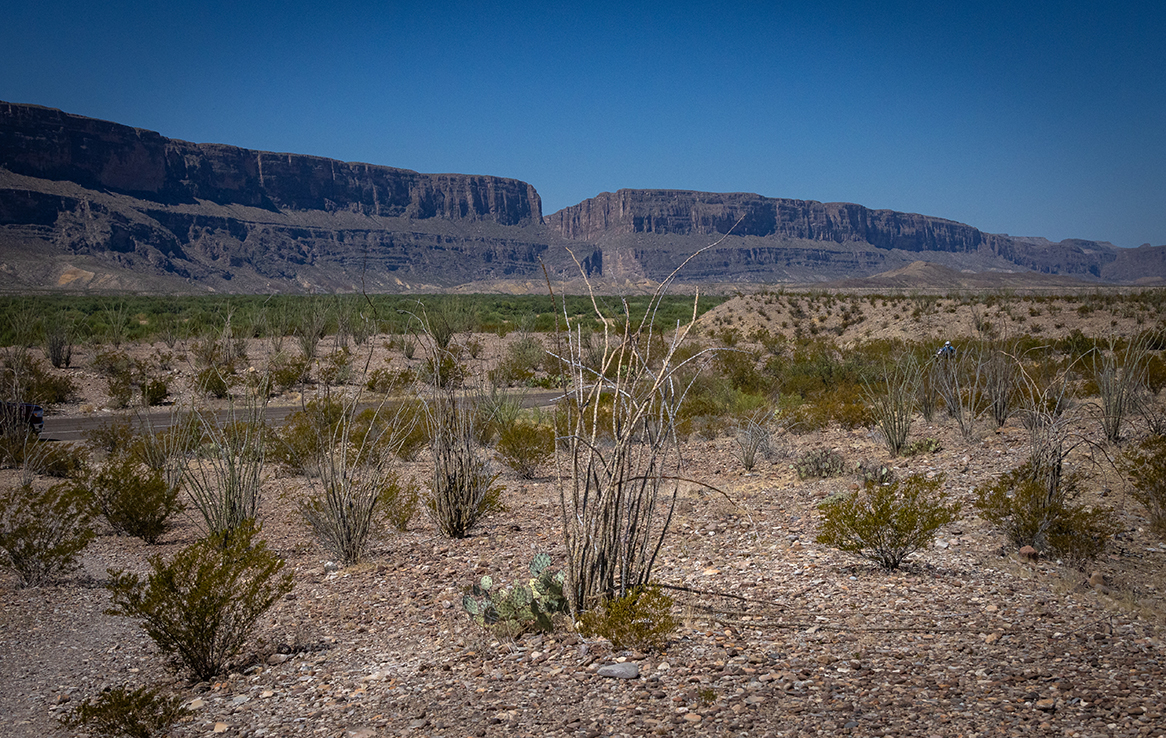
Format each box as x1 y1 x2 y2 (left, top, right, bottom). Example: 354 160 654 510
0 102 572 292
545 189 1006 253
2 102 1163 292
545 189 1164 284
1 102 541 224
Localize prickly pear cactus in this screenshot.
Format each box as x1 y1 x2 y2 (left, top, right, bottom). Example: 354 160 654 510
461 553 569 634
530 552 551 576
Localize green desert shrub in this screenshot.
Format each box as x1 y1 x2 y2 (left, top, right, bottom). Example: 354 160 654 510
317 347 352 387
365 366 415 393
87 456 183 544
270 396 348 475
489 334 545 386
1123 435 1166 541
105 523 294 680
195 366 232 399
141 377 169 407
380 474 422 532
354 401 429 462
974 460 1119 565
3 351 77 406
0 482 95 587
420 353 467 389
496 421 555 479
269 352 311 393
1 436 89 479
578 585 677 652
816 474 960 570
59 685 187 738
795 448 847 480
85 418 137 456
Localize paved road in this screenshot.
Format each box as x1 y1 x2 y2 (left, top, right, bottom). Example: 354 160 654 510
40 389 565 443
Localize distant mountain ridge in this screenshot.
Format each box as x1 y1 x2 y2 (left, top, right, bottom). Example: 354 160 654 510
1 101 1162 293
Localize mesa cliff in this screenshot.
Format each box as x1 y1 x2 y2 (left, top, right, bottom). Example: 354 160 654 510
1 101 1163 293
544 190 1161 284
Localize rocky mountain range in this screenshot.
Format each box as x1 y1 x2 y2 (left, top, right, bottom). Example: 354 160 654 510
2 100 1163 293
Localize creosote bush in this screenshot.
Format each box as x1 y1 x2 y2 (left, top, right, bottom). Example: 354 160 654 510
105 522 294 681
974 460 1119 565
0 482 95 587
816 474 960 570
578 584 677 652
496 421 555 479
59 685 187 738
1122 435 1166 541
87 455 183 544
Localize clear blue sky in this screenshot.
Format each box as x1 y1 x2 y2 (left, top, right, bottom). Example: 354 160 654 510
3 0 1163 247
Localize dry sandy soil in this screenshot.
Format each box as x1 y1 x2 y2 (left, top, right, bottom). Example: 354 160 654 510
2 292 1165 738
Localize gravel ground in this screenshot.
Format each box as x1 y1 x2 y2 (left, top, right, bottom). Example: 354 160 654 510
3 415 1165 738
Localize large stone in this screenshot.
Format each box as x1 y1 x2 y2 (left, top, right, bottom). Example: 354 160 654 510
596 662 640 679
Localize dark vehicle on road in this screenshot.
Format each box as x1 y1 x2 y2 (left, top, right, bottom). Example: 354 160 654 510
1 402 44 435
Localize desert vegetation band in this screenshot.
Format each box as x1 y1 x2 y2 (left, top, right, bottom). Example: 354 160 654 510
2 275 1165 736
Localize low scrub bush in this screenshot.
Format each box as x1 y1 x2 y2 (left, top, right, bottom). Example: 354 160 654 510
462 552 567 635
270 397 348 475
318 348 352 387
420 353 467 389
195 367 232 399
578 584 677 652
142 377 169 407
3 351 77 406
355 402 429 462
365 366 415 394
474 389 526 447
87 456 183 544
1123 436 1166 541
380 474 422 532
489 334 545 386
269 353 311 393
496 421 554 479
85 418 137 456
816 474 960 570
974 460 1119 565
795 448 847 480
59 685 187 738
105 523 294 681
0 482 95 587
1 434 89 480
